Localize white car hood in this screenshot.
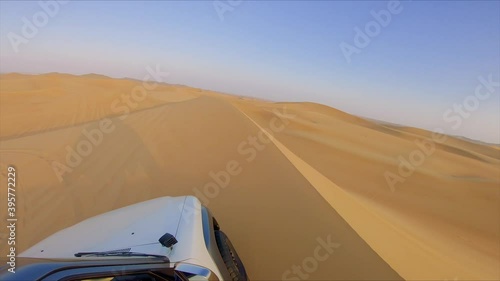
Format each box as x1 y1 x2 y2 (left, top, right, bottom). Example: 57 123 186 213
20 196 201 262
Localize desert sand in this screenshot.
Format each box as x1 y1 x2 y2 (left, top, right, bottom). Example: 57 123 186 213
0 73 499 280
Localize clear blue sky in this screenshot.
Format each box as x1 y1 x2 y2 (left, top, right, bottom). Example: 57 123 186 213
1 1 499 143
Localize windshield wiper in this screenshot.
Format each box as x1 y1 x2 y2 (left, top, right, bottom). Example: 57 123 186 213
74 251 166 258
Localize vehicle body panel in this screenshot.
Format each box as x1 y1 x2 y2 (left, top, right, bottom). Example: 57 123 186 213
19 196 226 279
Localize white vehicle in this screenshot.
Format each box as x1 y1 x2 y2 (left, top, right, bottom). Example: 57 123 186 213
9 196 248 281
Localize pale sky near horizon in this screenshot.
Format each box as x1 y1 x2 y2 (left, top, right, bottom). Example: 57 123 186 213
1 1 499 143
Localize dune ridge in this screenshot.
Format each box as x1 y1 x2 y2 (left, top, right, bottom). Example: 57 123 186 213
234 105 495 280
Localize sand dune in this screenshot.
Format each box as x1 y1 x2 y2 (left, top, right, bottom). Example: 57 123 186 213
0 73 498 280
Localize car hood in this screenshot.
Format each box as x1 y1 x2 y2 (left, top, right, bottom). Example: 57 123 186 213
20 196 194 260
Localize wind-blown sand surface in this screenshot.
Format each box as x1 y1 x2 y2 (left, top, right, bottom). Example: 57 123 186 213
0 73 499 280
